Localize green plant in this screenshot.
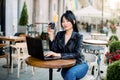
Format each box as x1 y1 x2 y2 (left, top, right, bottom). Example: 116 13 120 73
109 35 119 42
19 1 28 26
107 60 120 80
110 25 116 34
109 41 120 52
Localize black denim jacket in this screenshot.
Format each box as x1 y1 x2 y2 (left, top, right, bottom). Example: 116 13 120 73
49 31 85 64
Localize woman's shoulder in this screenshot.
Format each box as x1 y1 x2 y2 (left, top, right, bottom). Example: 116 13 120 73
73 32 83 39
74 32 83 36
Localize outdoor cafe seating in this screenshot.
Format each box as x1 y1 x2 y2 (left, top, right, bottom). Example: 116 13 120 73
82 39 107 80
0 44 9 73
81 44 98 80
0 30 108 79
10 42 34 78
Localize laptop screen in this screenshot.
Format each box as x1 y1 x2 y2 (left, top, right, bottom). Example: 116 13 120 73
26 37 44 59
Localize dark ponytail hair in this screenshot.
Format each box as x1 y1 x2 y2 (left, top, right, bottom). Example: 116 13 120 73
61 10 78 32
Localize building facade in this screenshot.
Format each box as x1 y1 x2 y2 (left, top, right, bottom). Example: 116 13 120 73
2 0 117 36
2 0 88 36
1 0 69 36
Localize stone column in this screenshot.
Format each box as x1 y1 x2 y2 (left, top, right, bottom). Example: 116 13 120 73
58 0 64 31
32 0 40 23
17 0 22 20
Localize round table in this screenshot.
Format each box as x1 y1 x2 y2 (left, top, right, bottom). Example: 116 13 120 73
83 39 108 45
90 33 106 40
26 57 76 80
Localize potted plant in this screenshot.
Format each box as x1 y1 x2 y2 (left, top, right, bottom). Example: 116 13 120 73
107 60 120 80
108 35 119 44
109 19 117 34
18 1 28 33
105 41 120 64
109 41 120 52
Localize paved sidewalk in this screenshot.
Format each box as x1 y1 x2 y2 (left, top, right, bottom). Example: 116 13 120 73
0 29 115 80
0 59 62 80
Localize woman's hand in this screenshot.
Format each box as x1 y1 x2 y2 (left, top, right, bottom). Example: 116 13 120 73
44 51 61 58
47 25 55 35
47 25 55 41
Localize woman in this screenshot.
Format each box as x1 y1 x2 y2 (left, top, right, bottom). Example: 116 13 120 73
45 10 88 80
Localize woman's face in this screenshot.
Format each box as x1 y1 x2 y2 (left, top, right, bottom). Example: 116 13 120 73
62 17 73 31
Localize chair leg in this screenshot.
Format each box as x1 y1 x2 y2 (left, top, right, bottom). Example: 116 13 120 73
21 61 23 69
17 60 21 78
22 60 27 72
24 61 27 72
11 58 14 73
6 56 9 73
32 67 34 75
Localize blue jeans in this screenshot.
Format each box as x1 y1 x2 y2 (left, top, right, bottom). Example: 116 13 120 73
61 62 88 80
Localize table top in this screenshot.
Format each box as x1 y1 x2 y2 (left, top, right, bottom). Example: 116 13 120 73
91 33 106 36
26 57 76 69
0 36 26 42
90 33 107 40
83 39 108 45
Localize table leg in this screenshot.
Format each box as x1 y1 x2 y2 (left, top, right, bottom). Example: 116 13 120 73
2 41 17 68
49 68 53 80
9 41 12 66
96 51 102 80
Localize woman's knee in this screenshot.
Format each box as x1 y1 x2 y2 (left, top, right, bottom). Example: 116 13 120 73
64 71 76 80
66 63 88 79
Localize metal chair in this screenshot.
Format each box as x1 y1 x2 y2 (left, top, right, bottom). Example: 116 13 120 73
81 44 104 80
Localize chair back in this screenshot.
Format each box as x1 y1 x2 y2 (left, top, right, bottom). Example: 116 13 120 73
82 44 104 54
11 42 29 58
84 53 96 63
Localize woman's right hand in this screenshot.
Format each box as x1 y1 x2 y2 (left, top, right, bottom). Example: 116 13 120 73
44 51 61 58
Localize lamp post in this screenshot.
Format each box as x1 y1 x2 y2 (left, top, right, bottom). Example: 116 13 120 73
101 0 104 33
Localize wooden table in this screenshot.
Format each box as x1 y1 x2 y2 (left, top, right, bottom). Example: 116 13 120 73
0 44 7 48
0 36 26 42
26 57 76 80
0 36 26 67
83 39 108 80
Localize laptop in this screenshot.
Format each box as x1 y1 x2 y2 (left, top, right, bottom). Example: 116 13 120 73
26 37 59 60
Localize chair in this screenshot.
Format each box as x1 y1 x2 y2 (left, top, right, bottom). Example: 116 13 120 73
80 45 99 80
10 42 32 78
0 51 9 73
81 54 97 80
0 43 9 73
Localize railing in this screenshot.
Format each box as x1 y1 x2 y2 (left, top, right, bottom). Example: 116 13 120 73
26 22 49 51
26 22 48 37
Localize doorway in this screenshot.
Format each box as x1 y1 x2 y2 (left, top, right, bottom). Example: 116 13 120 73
0 0 5 35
